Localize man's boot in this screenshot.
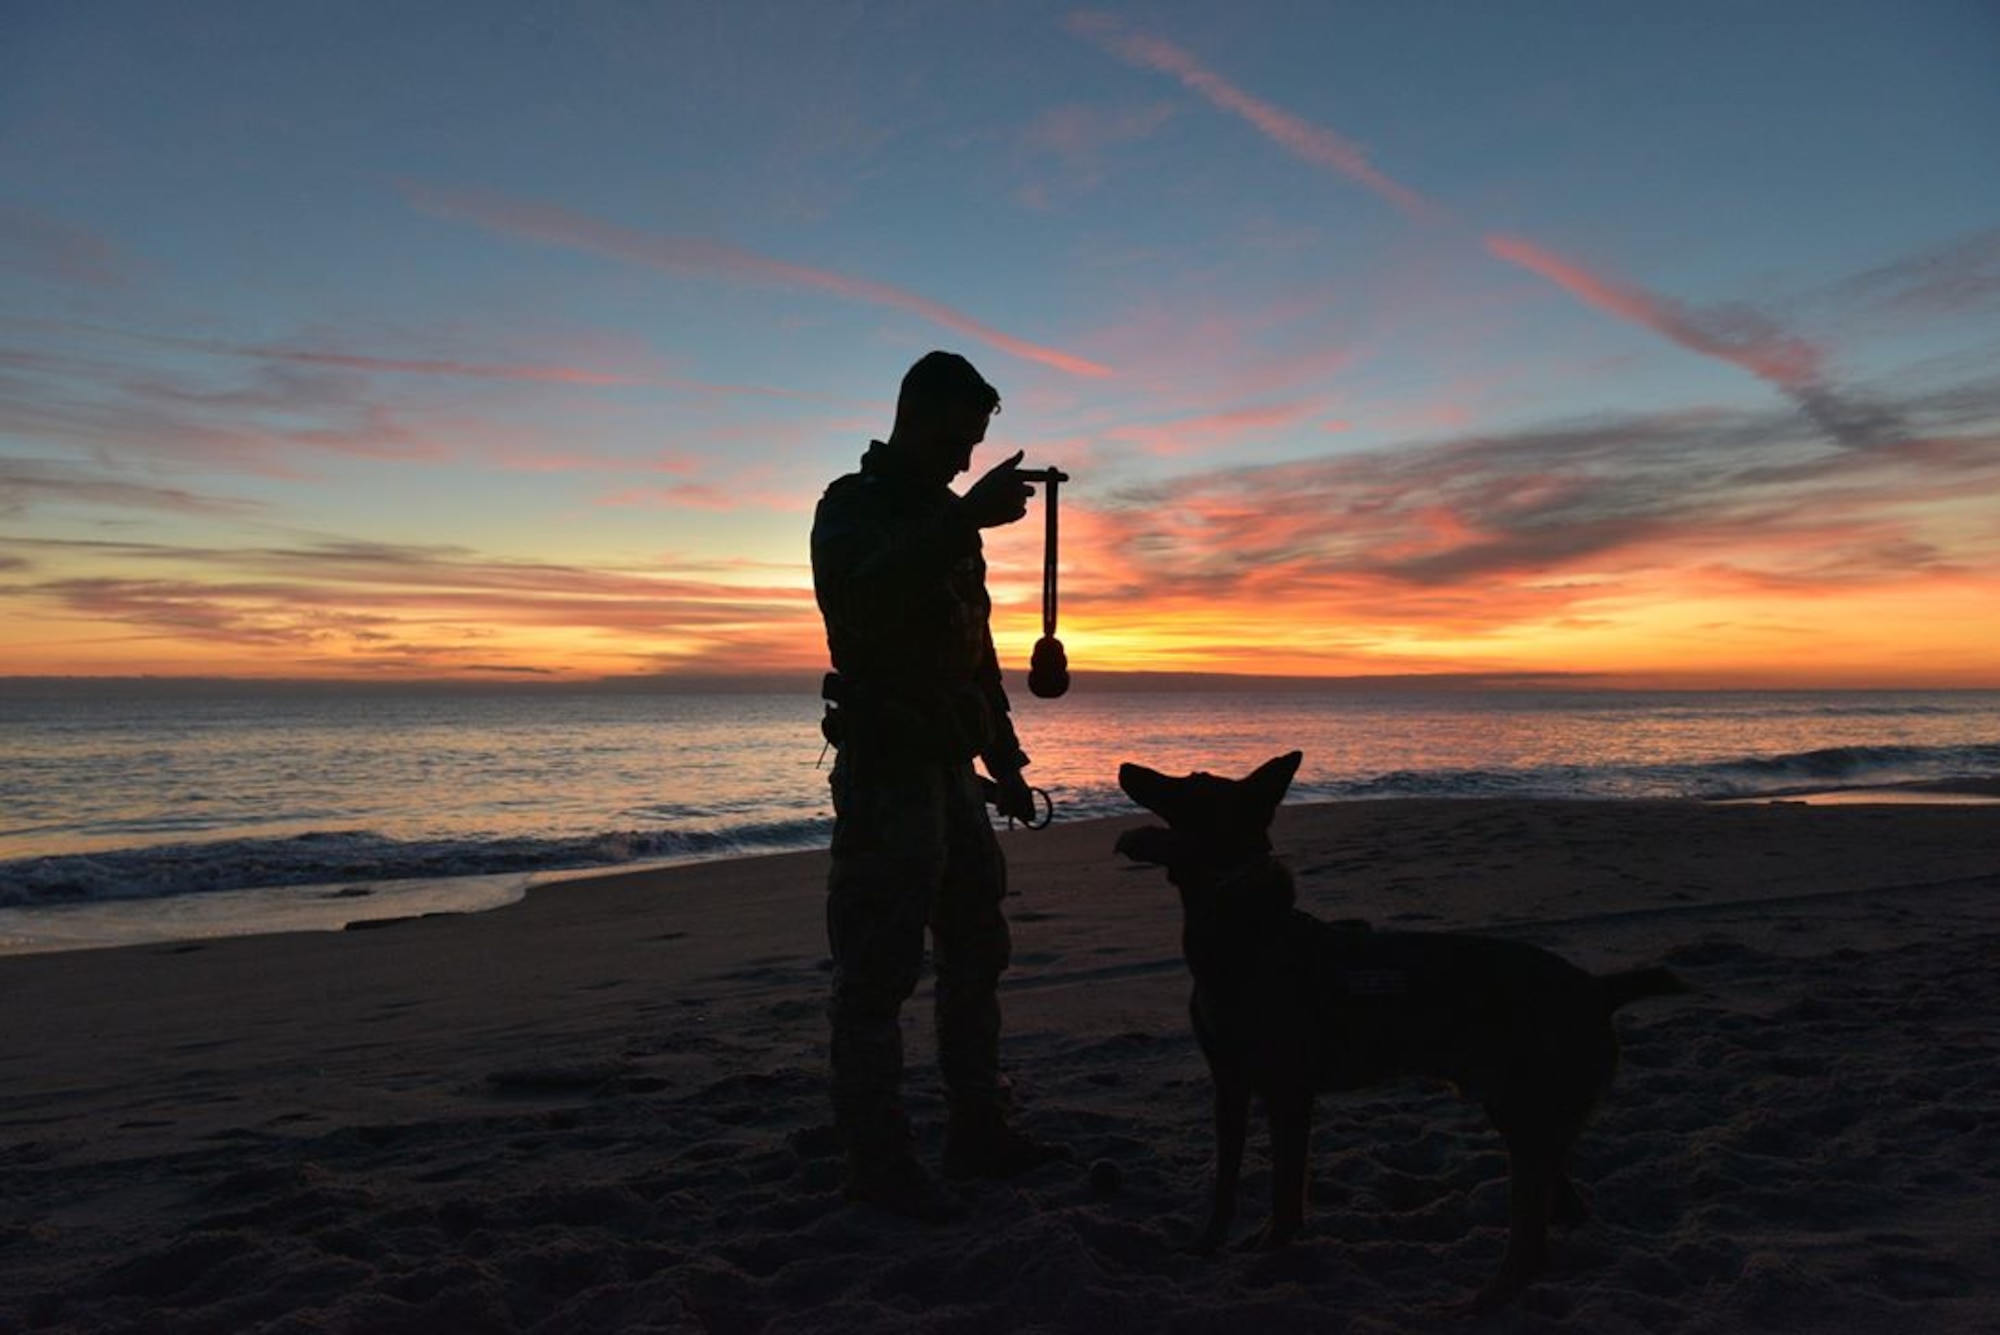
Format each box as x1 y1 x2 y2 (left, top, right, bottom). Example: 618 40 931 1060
840 1117 966 1223
941 1102 1070 1181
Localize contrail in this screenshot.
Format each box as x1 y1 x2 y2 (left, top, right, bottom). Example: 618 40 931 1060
1066 12 1433 221
402 182 1113 380
1485 235 1901 446
1068 14 1895 445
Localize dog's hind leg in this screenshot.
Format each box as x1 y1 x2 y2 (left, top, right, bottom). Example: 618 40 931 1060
1191 1067 1251 1254
1474 1137 1558 1313
1549 1170 1590 1228
1248 1088 1313 1249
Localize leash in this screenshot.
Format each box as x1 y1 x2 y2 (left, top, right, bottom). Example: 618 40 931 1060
979 776 1055 830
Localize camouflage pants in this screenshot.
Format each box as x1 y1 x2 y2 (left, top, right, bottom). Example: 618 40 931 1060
825 745 1012 1158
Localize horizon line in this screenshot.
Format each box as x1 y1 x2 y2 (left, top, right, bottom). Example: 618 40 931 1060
3 670 1994 697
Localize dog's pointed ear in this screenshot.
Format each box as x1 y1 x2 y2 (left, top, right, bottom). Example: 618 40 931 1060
1117 761 1162 793
1245 751 1303 817
1118 761 1174 817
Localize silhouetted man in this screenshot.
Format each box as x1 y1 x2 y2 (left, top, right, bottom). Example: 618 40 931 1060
811 350 1065 1220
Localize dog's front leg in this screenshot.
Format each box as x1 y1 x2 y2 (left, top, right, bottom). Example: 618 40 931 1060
1190 1068 1250 1254
1245 1089 1312 1250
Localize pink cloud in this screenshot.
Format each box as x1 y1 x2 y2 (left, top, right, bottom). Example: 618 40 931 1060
594 479 809 513
597 482 734 511
1021 101 1176 162
400 181 1114 380
490 449 700 476
1080 286 1361 416
1066 13 1433 221
1104 398 1338 456
1012 100 1176 207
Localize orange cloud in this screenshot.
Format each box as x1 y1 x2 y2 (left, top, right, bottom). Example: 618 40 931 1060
993 373 2000 684
1 537 825 679
9 370 1996 685
401 181 1114 380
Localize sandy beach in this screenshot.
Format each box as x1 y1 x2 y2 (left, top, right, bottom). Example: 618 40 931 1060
3 796 1998 1333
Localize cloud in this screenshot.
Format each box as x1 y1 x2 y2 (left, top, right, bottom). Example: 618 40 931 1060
490 449 700 476
0 350 454 473
190 344 641 387
2 337 705 481
0 203 142 287
0 459 263 519
10 373 1996 680
137 330 820 399
596 482 742 511
16 317 835 403
3 536 826 674
1059 16 1918 452
1102 397 1338 457
1483 236 1822 388
1020 101 1176 165
1078 375 2000 614
400 181 1114 380
1831 226 2000 321
1012 100 1176 207
1484 235 1904 449
1065 12 1433 221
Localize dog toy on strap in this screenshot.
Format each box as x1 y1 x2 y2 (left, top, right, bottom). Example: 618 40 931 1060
1018 467 1070 699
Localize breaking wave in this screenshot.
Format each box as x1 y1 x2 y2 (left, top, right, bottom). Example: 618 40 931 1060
6 740 1994 910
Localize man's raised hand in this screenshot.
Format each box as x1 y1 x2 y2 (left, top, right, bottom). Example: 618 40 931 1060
960 449 1034 529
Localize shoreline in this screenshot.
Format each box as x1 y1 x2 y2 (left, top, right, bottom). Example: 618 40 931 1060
3 796 1998 1329
4 779 1998 957
1727 776 2000 804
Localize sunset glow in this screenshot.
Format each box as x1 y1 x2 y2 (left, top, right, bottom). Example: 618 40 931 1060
5 6 1997 687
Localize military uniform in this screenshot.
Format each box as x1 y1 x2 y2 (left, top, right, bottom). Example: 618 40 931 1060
811 439 1028 1169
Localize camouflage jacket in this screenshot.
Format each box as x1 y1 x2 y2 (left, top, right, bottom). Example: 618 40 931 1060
811 441 1027 770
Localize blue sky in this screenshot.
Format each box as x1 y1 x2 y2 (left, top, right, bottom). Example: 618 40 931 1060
4 2 1998 683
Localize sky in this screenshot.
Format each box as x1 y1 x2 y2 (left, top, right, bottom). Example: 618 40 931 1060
4 1 1999 688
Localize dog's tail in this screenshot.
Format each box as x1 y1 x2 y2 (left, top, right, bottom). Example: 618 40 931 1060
1596 965 1693 1011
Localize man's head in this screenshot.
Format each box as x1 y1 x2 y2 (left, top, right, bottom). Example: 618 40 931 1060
891 351 1000 482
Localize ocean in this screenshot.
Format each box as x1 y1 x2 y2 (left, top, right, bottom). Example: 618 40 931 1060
4 684 1998 953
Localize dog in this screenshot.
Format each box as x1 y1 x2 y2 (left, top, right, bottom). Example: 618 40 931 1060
1116 750 1687 1310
